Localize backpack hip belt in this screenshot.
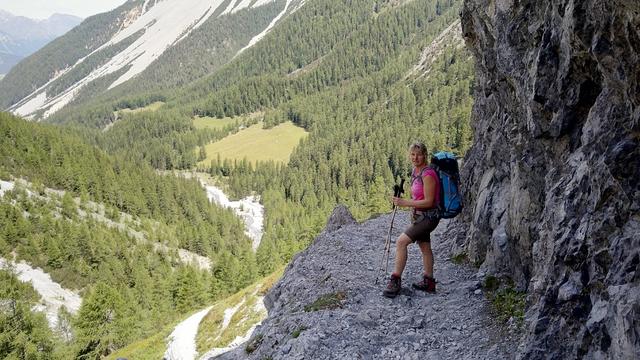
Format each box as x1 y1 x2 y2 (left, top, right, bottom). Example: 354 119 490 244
412 208 440 223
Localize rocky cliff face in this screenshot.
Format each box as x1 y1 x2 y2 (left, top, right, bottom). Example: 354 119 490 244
459 0 639 358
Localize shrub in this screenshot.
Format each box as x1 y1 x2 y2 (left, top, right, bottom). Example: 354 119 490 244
490 287 526 325
482 276 526 326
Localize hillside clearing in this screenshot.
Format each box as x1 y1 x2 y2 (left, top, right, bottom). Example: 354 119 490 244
198 121 308 166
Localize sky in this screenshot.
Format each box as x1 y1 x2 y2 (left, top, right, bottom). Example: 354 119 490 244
0 0 127 19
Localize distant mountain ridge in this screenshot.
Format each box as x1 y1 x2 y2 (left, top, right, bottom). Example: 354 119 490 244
0 0 302 119
0 10 81 74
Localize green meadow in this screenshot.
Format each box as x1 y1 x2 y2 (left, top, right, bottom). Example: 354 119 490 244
198 121 308 166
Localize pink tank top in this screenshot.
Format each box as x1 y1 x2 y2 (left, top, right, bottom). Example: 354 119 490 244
411 167 440 210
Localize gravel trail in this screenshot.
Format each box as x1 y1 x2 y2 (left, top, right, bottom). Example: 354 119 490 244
165 306 214 360
214 207 522 359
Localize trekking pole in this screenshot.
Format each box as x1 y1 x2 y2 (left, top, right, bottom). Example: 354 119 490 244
375 178 404 284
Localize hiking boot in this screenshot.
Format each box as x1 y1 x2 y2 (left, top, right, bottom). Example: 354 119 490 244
412 275 437 293
383 274 402 298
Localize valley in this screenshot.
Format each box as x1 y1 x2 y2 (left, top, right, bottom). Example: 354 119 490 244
1 0 636 357
0 0 478 358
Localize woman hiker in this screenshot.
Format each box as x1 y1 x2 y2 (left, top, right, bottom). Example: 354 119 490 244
383 142 440 298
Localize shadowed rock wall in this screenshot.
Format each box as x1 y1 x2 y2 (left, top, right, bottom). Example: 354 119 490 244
459 0 639 358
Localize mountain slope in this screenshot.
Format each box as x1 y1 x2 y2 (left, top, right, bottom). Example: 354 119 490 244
1 0 479 357
0 112 261 357
0 11 82 74
215 206 520 359
0 1 141 110
1 0 302 119
46 0 473 277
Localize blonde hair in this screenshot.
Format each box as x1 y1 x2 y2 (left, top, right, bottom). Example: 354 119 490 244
409 142 428 157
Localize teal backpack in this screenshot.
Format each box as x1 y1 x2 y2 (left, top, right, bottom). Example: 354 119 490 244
429 151 463 219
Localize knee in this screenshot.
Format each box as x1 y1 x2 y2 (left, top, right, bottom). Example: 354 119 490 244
397 234 412 248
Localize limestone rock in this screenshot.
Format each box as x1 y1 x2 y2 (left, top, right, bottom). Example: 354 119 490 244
459 0 639 358
211 212 519 359
324 204 357 233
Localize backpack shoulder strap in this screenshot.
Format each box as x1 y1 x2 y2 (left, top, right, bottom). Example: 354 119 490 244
412 167 424 180
412 166 433 186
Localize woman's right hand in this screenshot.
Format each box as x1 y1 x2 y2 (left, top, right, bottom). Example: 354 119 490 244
390 197 407 207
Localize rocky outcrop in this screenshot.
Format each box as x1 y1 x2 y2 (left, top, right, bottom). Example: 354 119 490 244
214 208 519 359
322 204 357 233
459 0 639 358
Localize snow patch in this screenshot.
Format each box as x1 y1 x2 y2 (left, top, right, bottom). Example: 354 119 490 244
220 298 246 333
0 258 82 329
219 0 240 16
164 306 214 360
236 0 292 55
204 184 264 251
252 0 277 8
12 0 228 118
13 92 47 117
0 180 15 197
230 0 253 14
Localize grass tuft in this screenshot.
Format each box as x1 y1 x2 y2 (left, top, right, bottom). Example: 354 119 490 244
489 287 526 325
304 291 346 312
291 325 308 338
482 276 526 326
450 252 468 265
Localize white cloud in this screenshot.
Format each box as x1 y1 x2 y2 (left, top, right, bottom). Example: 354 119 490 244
0 0 126 19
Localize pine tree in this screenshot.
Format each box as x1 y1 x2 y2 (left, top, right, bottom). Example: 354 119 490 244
75 283 128 359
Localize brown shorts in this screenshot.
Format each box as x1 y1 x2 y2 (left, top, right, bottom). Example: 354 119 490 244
404 211 440 243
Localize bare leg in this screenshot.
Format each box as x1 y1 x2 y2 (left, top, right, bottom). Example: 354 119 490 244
393 233 413 276
418 241 434 278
